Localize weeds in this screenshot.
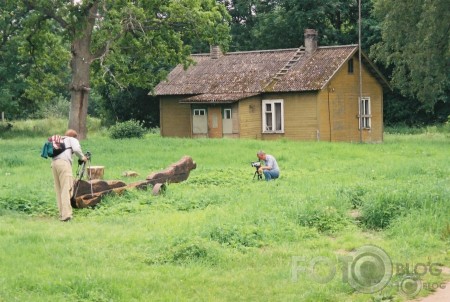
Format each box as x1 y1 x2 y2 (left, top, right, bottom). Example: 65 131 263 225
0 128 448 301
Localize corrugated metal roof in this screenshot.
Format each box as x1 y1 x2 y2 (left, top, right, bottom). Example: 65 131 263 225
154 45 389 100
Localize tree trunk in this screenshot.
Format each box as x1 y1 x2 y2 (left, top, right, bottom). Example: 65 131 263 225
68 3 98 139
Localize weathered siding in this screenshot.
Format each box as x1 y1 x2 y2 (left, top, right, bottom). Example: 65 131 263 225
231 102 240 134
160 96 191 137
317 55 383 142
239 96 262 139
282 92 318 140
238 93 318 140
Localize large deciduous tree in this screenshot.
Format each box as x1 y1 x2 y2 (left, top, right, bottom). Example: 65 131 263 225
219 0 373 51
1 1 70 117
372 0 449 110
7 0 230 138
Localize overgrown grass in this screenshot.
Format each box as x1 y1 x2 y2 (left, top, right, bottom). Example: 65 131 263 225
0 126 449 301
0 117 104 138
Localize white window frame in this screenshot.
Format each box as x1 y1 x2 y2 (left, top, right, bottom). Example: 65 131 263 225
359 97 371 129
224 108 232 119
262 99 284 133
193 109 206 116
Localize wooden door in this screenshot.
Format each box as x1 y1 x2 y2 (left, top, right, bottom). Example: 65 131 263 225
208 107 222 138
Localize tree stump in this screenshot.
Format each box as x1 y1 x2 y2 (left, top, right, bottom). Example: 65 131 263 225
87 166 104 179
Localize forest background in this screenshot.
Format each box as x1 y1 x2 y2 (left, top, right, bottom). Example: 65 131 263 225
0 0 448 130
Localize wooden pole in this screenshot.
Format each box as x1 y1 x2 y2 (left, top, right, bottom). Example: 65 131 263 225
358 0 363 143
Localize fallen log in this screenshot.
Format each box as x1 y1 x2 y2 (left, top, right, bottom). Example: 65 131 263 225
72 156 196 208
146 156 197 184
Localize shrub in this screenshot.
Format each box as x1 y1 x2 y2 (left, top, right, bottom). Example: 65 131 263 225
297 205 349 233
32 96 70 119
0 122 13 133
108 120 146 139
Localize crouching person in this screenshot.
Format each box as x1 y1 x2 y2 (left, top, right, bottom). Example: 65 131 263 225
256 150 280 181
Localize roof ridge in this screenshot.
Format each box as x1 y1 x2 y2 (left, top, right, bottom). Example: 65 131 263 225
318 44 358 49
191 48 299 57
191 45 358 57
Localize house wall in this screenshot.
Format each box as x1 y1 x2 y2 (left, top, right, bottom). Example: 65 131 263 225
159 96 192 137
159 55 383 142
239 93 319 140
318 55 384 142
281 92 318 140
239 96 262 139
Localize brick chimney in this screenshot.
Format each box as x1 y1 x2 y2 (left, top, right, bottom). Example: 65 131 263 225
210 45 222 59
304 29 318 55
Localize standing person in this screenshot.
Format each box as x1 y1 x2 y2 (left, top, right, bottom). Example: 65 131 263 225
257 150 280 181
52 129 87 222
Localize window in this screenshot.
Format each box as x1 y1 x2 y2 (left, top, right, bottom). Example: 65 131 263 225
193 109 206 116
262 99 284 133
359 97 371 129
224 108 232 119
348 58 354 74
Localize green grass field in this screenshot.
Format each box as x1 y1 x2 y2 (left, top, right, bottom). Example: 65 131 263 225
0 125 449 301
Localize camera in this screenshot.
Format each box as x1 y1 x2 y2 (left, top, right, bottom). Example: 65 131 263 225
251 161 262 180
251 161 261 168
78 151 91 165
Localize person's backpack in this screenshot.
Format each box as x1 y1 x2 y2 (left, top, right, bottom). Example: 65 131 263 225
41 135 71 159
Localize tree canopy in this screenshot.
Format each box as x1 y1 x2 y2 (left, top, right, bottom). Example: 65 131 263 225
1 0 448 128
371 0 449 110
1 0 231 137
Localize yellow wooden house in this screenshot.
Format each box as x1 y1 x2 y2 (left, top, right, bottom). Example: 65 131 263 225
154 29 390 142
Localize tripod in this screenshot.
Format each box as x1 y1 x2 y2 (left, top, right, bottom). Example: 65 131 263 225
253 168 262 180
71 152 92 207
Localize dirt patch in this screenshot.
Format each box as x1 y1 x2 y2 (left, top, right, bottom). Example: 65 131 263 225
410 280 450 302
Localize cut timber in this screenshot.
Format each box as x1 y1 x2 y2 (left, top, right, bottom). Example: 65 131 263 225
75 180 126 196
146 156 197 184
72 156 196 208
87 166 104 179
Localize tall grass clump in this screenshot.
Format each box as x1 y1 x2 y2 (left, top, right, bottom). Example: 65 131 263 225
145 236 222 265
359 182 449 231
208 223 266 250
0 117 102 138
